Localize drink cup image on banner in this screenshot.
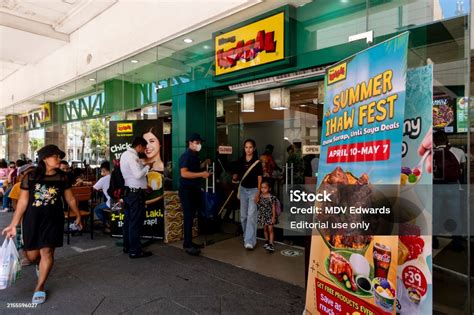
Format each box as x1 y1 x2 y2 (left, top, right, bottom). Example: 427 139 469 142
305 33 409 315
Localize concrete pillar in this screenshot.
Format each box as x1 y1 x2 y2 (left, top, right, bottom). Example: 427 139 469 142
45 124 67 155
7 116 29 161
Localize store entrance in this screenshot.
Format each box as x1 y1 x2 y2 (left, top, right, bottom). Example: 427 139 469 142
216 81 324 243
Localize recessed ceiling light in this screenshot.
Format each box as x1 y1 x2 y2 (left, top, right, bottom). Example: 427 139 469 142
59 89 65 92
130 59 139 63
183 38 193 43
89 78 96 81
203 45 210 49
299 104 308 107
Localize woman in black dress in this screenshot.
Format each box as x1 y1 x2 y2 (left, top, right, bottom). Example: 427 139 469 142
2 145 82 304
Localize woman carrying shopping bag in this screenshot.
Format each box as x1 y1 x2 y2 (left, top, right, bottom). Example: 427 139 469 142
2 145 82 304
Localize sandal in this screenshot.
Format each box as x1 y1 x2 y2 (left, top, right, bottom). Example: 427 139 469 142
32 291 46 304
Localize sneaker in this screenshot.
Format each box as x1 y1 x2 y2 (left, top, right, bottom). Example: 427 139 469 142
244 243 254 250
129 250 153 259
266 244 275 253
0 208 8 213
263 241 270 249
184 247 201 256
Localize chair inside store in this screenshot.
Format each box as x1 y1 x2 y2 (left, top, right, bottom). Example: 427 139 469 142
64 186 94 244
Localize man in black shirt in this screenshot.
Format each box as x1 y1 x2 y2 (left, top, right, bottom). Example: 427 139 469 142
179 133 211 256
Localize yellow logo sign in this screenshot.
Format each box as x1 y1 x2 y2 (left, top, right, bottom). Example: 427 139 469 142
214 12 285 76
117 123 133 134
327 62 347 85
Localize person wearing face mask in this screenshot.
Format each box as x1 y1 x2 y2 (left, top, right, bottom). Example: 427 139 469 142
178 133 211 256
120 137 153 258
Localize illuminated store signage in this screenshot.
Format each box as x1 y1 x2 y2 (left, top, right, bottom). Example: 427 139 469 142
214 12 285 76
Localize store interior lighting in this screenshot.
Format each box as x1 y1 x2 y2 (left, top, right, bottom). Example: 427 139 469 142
228 67 325 93
240 93 255 112
163 122 171 134
270 88 290 110
216 99 224 117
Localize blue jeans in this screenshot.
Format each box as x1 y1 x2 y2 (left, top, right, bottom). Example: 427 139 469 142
94 202 109 225
123 190 146 254
240 187 258 247
2 186 12 210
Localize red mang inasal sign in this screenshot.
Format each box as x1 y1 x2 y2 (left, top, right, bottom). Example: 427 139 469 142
117 123 133 133
214 12 285 76
216 30 276 69
327 62 347 85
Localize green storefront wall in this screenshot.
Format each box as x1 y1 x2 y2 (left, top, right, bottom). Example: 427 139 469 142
168 14 468 189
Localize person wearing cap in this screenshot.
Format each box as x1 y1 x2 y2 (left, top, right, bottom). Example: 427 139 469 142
179 133 211 256
2 144 83 304
120 137 153 258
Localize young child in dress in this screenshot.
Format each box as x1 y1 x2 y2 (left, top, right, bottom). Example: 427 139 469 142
257 180 277 252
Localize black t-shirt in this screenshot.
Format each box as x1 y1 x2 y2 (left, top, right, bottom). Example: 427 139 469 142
237 157 263 189
179 149 201 188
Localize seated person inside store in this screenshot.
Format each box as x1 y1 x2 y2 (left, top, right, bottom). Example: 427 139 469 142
9 164 35 210
1 160 23 212
92 161 112 233
72 168 93 186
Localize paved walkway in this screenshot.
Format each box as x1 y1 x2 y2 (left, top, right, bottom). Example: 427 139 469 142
0 213 305 314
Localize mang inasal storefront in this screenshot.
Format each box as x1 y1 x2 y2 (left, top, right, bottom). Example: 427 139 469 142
169 3 472 314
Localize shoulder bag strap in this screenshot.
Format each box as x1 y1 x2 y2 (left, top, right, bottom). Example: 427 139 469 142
237 160 260 199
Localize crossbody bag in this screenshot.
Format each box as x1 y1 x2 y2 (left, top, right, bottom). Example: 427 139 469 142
237 160 260 200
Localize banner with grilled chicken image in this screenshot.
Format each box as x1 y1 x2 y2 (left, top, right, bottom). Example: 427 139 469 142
305 33 409 315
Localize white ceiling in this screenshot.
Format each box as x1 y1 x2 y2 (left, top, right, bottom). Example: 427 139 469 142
0 0 117 80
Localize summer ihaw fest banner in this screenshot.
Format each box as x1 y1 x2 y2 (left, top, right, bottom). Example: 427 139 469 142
305 33 409 315
109 120 165 240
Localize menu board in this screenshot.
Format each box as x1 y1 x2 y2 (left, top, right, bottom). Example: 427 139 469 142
456 97 468 133
432 95 455 133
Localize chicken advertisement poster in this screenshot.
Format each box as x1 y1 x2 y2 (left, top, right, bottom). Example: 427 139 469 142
109 120 165 240
305 33 409 315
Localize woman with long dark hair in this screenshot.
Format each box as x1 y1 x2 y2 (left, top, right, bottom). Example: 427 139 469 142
142 126 165 204
2 145 82 304
233 139 263 249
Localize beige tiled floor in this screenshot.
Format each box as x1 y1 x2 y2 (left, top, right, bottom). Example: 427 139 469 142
171 236 306 288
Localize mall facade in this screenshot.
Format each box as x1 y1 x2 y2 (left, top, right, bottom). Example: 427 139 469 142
0 0 472 313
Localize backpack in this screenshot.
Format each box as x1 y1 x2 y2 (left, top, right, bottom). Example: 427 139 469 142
433 145 462 183
107 160 125 201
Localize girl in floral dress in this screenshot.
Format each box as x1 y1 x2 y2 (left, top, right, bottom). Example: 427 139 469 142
2 145 82 304
257 180 277 252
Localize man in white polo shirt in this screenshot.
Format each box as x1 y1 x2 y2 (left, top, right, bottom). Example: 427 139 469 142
120 137 152 258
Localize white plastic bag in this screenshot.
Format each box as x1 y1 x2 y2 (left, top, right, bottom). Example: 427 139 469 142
0 238 21 290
